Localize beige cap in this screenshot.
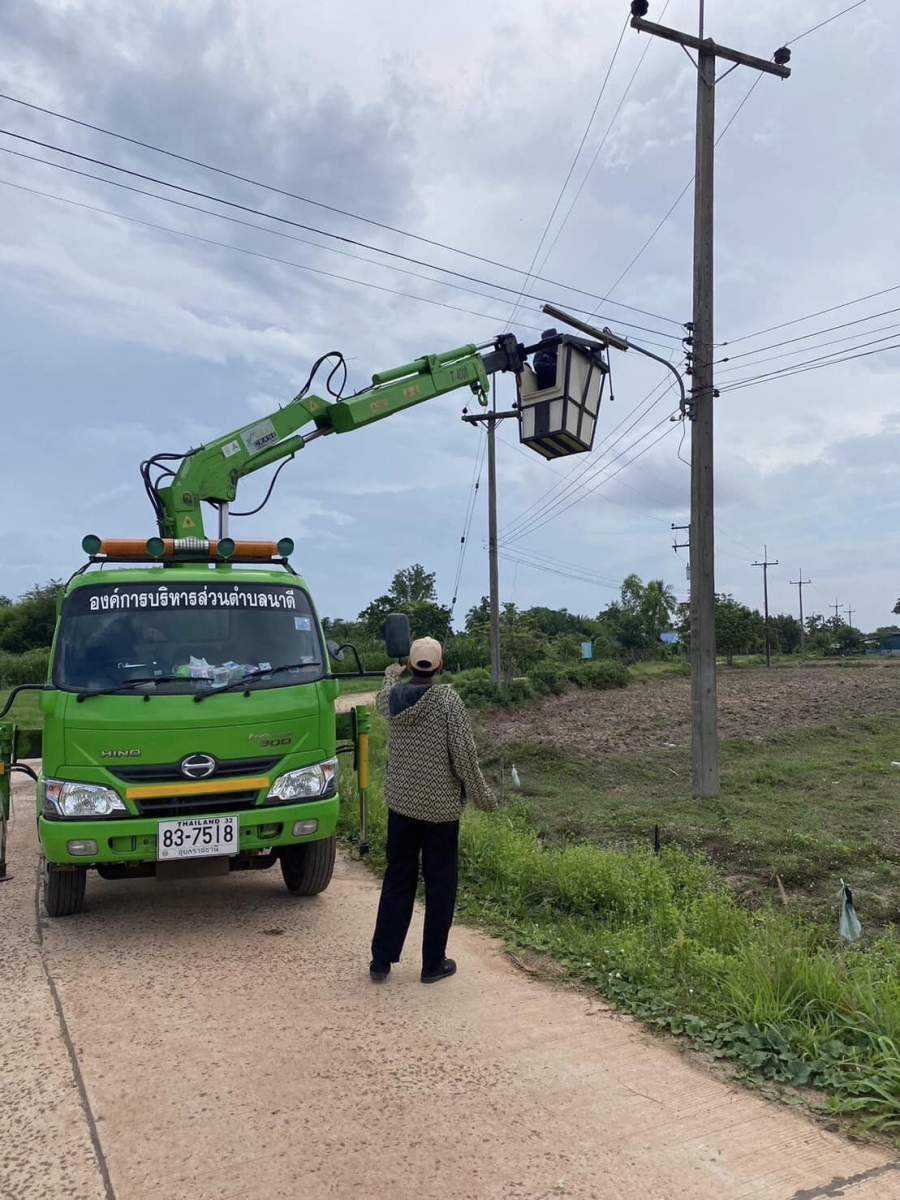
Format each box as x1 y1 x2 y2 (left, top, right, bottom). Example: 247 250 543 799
408 636 443 674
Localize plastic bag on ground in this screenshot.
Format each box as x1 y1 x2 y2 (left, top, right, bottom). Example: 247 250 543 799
839 879 862 942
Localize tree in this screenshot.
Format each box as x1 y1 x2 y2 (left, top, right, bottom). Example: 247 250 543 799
0 581 63 653
602 574 678 659
468 602 546 684
358 565 452 643
893 598 900 616
714 594 754 664
465 596 491 632
769 613 802 656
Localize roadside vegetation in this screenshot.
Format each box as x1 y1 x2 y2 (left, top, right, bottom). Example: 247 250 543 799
339 715 900 1140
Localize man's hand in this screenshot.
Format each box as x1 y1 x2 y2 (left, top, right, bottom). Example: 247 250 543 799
385 663 406 678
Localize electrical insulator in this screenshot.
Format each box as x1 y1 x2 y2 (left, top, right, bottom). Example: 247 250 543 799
773 46 791 66
630 0 649 16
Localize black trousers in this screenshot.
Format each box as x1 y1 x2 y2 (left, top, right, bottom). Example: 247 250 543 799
371 809 460 972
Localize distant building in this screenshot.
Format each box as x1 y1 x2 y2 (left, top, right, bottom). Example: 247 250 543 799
865 635 900 655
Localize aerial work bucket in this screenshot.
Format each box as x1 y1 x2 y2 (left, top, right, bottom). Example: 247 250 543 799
518 331 608 459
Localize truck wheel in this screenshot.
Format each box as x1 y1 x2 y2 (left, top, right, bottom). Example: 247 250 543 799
280 836 335 896
43 860 87 917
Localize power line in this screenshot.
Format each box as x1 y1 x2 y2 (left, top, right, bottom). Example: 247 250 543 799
589 0 869 314
723 282 900 347
507 15 629 327
503 415 680 544
498 372 674 537
0 143 555 318
0 101 683 330
787 0 869 45
719 337 900 393
496 543 625 585
0 175 552 332
531 0 673 284
500 374 676 541
495 428 671 524
450 427 488 617
715 315 900 373
0 131 681 344
497 548 623 591
588 73 764 314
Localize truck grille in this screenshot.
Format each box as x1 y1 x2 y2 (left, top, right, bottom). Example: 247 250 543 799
111 756 280 784
135 791 261 819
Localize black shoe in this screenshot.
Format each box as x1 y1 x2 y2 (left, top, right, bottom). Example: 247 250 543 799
421 958 457 985
369 960 391 983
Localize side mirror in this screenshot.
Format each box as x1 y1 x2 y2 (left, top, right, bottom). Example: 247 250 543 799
326 640 345 663
383 612 411 661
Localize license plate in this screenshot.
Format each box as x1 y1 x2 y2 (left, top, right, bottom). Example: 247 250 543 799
157 816 239 861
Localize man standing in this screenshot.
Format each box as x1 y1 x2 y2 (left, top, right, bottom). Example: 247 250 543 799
369 637 495 985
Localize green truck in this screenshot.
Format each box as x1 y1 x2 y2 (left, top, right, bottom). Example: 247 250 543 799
0 329 608 916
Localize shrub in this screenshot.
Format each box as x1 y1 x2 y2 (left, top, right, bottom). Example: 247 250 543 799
528 664 569 696
0 648 50 687
577 660 630 690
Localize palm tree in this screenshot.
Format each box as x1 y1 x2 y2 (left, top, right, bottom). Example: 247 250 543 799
642 579 677 640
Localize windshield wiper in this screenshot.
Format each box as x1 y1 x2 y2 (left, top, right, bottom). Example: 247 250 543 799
193 663 317 703
75 676 187 703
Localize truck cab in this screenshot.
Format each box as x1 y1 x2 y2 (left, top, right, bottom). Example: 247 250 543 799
38 561 343 915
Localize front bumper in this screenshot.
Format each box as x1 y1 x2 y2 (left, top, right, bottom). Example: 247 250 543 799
38 795 339 866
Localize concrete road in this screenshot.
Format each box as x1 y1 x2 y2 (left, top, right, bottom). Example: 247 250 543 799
3 771 899 1200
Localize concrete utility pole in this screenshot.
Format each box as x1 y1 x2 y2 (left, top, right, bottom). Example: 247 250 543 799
846 605 855 628
486 414 501 685
830 598 843 624
462 394 519 686
629 2 791 797
752 546 779 667
790 569 811 656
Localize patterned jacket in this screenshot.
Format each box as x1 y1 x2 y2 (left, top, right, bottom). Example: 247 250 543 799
376 673 495 822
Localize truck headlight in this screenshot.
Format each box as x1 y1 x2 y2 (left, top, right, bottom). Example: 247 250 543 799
42 779 128 818
266 758 339 802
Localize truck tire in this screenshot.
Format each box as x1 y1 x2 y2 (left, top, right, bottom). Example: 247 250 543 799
280 835 335 896
43 860 87 917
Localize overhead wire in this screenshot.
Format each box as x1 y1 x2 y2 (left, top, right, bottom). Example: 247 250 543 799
588 0 869 315
449 426 488 617
0 127 683 339
503 414 680 545
497 371 673 537
499 373 676 541
0 175 548 334
0 85 684 328
718 337 900 393
507 14 629 327
723 282 900 347
497 548 623 591
715 319 900 377
496 429 671 524
531 0 673 286
0 143 566 318
588 74 763 314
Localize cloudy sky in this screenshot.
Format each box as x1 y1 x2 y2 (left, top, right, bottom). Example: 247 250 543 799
0 0 895 632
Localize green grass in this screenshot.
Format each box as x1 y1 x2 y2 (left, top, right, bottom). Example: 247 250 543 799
0 688 44 729
479 716 900 923
339 714 900 1139
629 659 691 678
337 676 383 695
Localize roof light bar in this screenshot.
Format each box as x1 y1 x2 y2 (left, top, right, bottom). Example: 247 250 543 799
81 535 295 561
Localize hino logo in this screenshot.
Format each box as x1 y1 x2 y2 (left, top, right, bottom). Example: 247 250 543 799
100 749 141 758
180 753 217 780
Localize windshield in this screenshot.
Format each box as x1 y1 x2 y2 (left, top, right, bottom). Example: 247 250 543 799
54 580 324 694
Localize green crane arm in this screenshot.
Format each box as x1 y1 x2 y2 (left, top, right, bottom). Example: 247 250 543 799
154 334 526 539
